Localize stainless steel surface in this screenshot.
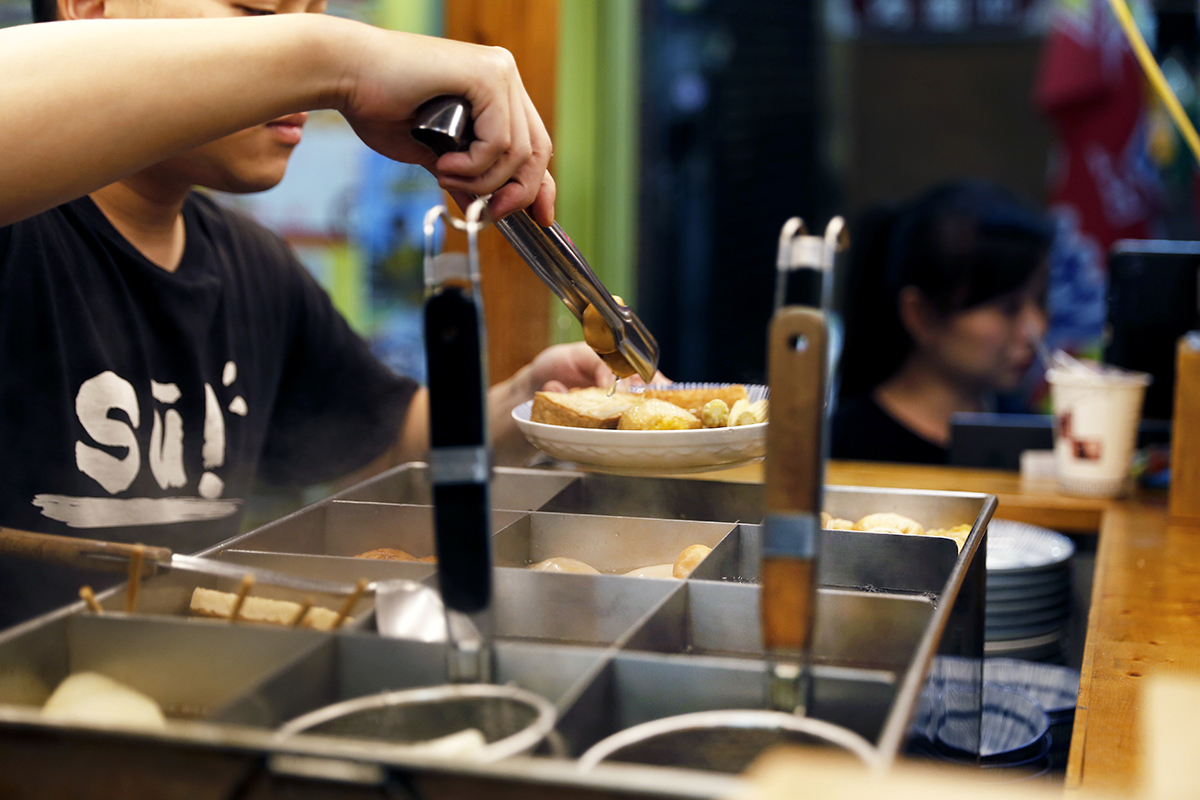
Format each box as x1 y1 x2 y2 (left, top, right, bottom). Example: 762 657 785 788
165 554 363 595
491 512 734 575
623 582 935 672
335 464 583 512
411 96 659 382
484 568 679 648
374 579 447 641
538 474 766 524
211 634 608 727
0 615 326 718
219 500 524 559
0 461 996 797
556 652 897 755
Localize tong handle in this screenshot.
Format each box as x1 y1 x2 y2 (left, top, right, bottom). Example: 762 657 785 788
411 96 660 383
0 526 169 576
761 307 828 713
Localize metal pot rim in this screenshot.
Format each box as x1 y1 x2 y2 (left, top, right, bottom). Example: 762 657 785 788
577 709 880 772
275 683 556 762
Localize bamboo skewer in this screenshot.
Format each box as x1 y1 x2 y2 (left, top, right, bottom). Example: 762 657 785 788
79 585 103 614
228 575 255 622
125 544 145 613
332 579 369 630
288 597 314 628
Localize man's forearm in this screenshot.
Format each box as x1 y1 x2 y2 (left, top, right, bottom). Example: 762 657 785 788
0 16 362 225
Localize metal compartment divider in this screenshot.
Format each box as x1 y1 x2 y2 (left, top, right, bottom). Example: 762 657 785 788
0 464 997 796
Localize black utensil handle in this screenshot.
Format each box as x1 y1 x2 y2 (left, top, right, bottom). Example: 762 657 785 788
424 284 492 613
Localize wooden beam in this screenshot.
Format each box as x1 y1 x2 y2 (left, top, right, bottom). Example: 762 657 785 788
443 0 559 383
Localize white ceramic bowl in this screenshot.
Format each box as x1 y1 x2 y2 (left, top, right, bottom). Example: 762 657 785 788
513 383 767 475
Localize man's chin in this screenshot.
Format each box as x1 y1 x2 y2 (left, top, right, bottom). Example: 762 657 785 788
205 175 286 195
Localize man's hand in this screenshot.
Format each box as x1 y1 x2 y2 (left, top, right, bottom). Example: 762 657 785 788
489 342 668 465
340 32 555 225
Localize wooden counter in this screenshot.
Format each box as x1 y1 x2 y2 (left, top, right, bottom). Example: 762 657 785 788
689 459 1188 794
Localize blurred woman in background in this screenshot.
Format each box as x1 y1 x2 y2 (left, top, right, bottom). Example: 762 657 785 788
832 180 1055 464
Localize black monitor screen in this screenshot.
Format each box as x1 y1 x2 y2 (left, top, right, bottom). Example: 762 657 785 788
1106 240 1200 420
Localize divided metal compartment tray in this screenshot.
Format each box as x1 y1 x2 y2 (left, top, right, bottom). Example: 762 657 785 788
0 463 994 798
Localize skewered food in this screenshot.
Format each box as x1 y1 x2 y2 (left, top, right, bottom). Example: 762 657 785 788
189 587 341 630
42 672 166 729
618 399 702 431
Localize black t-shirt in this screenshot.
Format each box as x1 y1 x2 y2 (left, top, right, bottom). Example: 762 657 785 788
0 193 417 626
830 394 948 465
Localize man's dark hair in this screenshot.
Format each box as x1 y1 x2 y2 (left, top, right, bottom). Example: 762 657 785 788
32 0 58 22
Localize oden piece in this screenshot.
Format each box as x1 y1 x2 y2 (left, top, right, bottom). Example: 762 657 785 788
531 388 640 429
189 587 341 630
42 672 166 730
642 385 749 417
530 556 600 574
618 399 701 431
673 544 711 578
355 547 437 563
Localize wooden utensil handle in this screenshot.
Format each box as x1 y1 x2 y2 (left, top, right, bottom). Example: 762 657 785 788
0 527 170 575
762 307 826 654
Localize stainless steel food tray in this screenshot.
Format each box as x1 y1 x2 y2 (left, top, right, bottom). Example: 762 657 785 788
0 463 994 798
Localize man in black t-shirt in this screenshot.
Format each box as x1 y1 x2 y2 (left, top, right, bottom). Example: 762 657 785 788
0 1 617 627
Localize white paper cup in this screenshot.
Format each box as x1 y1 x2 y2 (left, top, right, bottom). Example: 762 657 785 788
1047 365 1151 497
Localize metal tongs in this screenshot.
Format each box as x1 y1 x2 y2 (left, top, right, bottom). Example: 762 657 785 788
411 96 660 382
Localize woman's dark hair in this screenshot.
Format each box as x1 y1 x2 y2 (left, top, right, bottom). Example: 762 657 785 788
32 0 57 23
838 180 1055 398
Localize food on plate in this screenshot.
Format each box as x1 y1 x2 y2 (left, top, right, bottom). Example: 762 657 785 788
355 548 437 563
729 398 768 427
853 512 925 536
531 387 640 429
189 587 342 630
530 384 768 432
529 557 600 574
673 544 712 578
701 399 730 428
618 399 702 431
624 563 676 579
642 385 749 417
42 672 166 729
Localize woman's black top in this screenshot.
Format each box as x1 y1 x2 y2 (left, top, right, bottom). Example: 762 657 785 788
830 394 949 465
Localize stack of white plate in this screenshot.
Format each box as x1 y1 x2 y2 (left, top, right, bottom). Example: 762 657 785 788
985 521 1075 662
